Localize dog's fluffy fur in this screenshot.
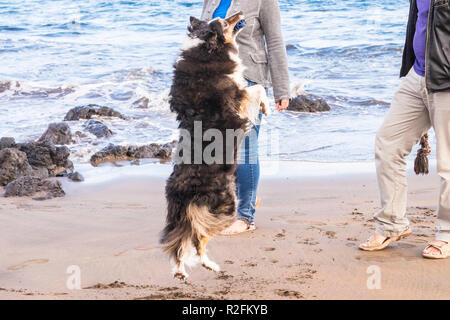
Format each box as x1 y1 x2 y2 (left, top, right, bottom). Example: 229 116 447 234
160 13 269 279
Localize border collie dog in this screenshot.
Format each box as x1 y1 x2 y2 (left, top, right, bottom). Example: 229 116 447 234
160 12 269 280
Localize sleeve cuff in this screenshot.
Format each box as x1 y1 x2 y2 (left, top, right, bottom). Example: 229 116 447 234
274 95 290 102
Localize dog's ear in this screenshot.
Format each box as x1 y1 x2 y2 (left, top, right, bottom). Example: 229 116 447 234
205 20 225 52
209 20 225 43
189 16 202 31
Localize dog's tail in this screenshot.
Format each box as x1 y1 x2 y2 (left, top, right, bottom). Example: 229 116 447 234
160 200 234 265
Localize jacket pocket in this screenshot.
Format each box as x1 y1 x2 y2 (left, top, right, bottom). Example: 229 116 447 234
433 0 450 30
433 0 449 7
250 52 268 64
248 52 269 85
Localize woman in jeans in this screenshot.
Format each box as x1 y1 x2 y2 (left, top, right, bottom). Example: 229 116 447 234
201 0 290 234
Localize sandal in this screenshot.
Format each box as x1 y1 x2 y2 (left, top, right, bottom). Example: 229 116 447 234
220 220 256 236
359 228 412 251
423 241 450 259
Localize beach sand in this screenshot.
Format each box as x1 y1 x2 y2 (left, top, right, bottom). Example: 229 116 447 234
0 162 449 300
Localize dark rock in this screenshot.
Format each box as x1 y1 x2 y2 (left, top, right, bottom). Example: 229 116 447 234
55 169 71 177
32 167 50 179
4 176 65 200
38 122 72 145
17 141 69 167
287 95 331 113
90 142 175 167
0 81 19 93
64 104 125 121
16 141 72 176
0 81 11 93
131 97 150 109
0 137 16 149
83 119 113 138
17 141 55 168
0 148 33 186
68 172 84 182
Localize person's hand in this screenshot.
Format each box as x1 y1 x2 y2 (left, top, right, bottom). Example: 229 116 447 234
276 98 289 111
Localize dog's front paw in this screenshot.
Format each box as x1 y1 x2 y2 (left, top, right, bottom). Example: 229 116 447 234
259 87 271 116
261 100 271 116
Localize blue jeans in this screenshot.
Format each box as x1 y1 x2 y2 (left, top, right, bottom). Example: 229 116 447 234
236 80 267 223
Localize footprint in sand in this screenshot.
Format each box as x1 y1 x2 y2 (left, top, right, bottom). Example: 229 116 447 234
216 272 233 280
242 262 257 267
324 231 337 239
8 259 49 271
273 229 287 240
275 289 303 299
298 238 319 246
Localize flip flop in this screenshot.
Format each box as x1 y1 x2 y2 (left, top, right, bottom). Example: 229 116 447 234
359 228 412 252
423 241 450 259
220 220 256 236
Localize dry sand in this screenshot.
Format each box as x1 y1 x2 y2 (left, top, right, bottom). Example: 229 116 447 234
0 162 449 300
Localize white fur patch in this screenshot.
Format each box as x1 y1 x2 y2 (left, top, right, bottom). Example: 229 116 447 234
208 17 220 24
244 84 270 124
228 49 247 88
201 255 220 272
175 36 204 65
182 36 204 51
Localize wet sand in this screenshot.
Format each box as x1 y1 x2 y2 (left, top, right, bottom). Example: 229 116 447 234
0 162 449 300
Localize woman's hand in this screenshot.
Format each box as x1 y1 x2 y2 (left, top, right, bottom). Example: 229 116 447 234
276 98 289 111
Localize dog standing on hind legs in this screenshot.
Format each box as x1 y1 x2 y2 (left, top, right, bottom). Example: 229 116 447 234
160 12 269 280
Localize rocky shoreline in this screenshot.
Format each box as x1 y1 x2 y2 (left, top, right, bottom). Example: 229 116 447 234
0 104 176 201
1 94 330 201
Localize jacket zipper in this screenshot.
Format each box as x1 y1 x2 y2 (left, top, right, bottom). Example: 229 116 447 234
424 0 433 91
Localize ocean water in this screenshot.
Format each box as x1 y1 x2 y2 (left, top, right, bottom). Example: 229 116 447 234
0 0 428 164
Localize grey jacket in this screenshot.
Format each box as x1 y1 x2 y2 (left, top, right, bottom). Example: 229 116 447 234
201 0 290 101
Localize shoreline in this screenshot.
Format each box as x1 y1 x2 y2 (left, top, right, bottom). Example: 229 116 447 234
65 159 438 186
1 160 449 300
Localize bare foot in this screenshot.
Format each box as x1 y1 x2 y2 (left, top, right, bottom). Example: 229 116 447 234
221 220 253 236
423 240 448 256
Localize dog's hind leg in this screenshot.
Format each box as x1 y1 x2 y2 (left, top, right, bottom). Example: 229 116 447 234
197 236 220 272
172 238 192 280
173 256 189 280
